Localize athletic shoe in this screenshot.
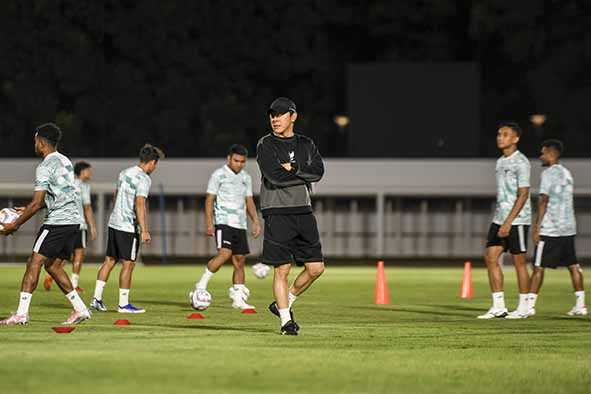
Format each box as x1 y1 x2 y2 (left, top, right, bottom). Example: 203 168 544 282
567 306 588 316
280 320 298 336
476 307 508 319
118 304 146 314
90 298 107 312
0 313 29 326
62 309 91 325
268 301 299 331
229 287 255 310
43 275 53 291
505 310 530 319
528 308 536 316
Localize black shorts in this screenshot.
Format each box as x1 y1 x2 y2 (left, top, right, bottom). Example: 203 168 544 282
533 235 578 269
106 227 140 262
262 213 323 266
486 223 529 254
32 224 79 259
73 229 87 250
214 224 250 255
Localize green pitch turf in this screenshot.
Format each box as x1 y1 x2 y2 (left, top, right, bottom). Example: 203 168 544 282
1 264 590 394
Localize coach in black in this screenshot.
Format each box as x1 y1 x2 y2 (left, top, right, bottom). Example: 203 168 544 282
257 97 325 335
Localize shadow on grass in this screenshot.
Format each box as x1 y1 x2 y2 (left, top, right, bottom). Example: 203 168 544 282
134 299 187 308
139 322 275 334
353 305 472 318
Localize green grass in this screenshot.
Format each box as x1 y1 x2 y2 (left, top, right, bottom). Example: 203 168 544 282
0 264 590 394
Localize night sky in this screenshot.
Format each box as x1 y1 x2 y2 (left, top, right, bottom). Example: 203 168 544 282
1 1 590 158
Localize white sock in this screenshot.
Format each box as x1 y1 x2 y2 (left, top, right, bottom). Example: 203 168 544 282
288 291 297 308
16 292 32 316
278 307 291 326
518 293 529 312
71 273 79 288
66 290 87 313
492 292 505 310
528 293 538 308
196 268 214 290
234 284 246 291
575 291 586 308
93 280 106 301
119 289 130 306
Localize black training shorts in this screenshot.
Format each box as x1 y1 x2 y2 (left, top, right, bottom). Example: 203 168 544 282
262 213 323 266
73 229 87 250
486 223 529 254
106 227 140 262
533 235 578 269
214 224 250 255
32 224 79 259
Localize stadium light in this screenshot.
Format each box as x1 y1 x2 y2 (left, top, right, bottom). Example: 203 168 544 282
530 114 547 127
334 115 350 128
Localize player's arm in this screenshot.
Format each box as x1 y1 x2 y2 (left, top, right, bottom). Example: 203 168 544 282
135 196 151 244
295 140 324 183
256 140 306 187
84 204 97 241
532 194 549 244
245 196 261 238
2 191 46 235
498 187 530 237
205 193 216 237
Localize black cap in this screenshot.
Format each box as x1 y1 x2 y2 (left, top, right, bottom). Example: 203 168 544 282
268 97 297 114
34 123 62 146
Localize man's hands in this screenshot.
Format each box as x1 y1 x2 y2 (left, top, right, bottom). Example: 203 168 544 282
251 222 261 238
281 163 293 172
90 226 98 241
206 223 215 237
1 221 18 235
497 222 511 238
141 231 151 244
532 227 541 244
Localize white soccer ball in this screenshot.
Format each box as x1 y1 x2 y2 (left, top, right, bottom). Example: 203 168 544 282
189 289 212 311
252 263 271 279
0 208 20 232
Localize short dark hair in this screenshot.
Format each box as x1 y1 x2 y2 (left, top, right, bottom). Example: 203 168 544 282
139 144 165 163
35 123 62 147
542 139 564 156
74 161 92 176
228 144 248 157
498 122 523 137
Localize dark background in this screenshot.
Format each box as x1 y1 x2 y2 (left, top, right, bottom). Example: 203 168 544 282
1 1 590 158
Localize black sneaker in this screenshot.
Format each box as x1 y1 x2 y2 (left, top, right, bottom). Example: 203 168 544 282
268 301 299 331
280 320 299 336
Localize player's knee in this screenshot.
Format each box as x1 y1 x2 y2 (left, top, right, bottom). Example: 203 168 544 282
232 256 246 268
274 264 291 278
218 249 232 261
307 264 325 278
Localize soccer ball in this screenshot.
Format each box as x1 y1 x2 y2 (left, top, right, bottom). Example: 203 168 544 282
0 208 20 232
189 289 212 311
252 263 271 279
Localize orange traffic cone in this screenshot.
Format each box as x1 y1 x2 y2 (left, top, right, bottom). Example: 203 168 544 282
374 260 390 305
460 261 473 299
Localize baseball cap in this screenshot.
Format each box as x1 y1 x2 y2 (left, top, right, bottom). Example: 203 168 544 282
268 97 297 114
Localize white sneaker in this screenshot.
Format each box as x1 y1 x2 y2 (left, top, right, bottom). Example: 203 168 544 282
229 286 255 310
0 313 29 326
62 309 91 325
477 307 508 319
528 308 536 316
505 310 530 319
567 306 588 316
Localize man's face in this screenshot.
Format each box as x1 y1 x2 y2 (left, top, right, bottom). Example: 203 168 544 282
34 136 43 156
79 168 93 182
539 146 555 167
227 154 246 173
269 111 297 135
145 160 158 174
496 127 519 150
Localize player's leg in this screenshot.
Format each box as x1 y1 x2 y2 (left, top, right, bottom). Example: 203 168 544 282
228 254 255 310
506 252 531 318
43 258 66 291
195 248 233 290
90 256 116 311
71 247 85 290
1 252 48 324
117 230 144 313
567 265 586 315
289 262 325 305
477 243 507 319
44 255 91 323
528 267 544 313
273 263 298 334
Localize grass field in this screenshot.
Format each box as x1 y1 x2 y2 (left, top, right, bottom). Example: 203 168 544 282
1 264 590 394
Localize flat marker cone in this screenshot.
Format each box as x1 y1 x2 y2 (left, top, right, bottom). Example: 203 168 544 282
374 260 390 305
114 319 131 326
187 313 205 319
460 261 474 299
